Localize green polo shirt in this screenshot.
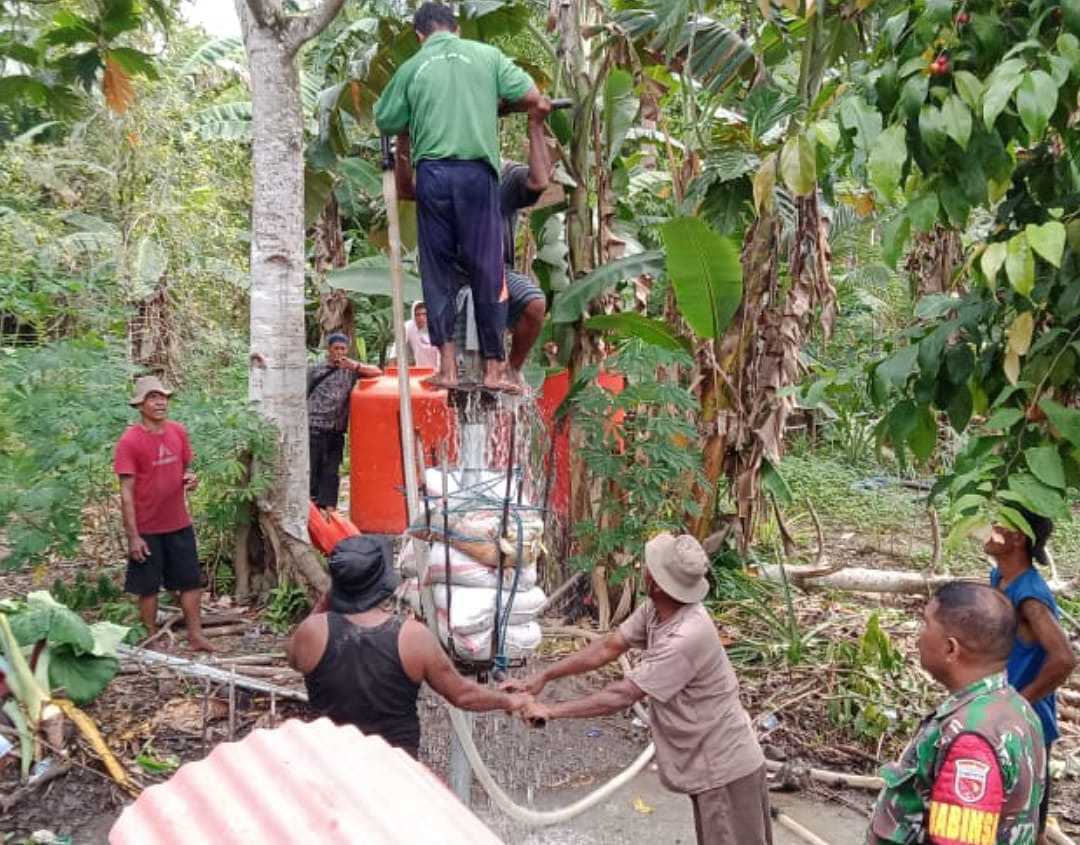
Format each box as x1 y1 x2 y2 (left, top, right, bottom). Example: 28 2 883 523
374 31 534 175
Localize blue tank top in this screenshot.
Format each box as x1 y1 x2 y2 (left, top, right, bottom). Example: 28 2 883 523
989 566 1059 745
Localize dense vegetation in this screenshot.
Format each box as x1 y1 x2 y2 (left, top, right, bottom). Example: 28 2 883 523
0 0 1078 600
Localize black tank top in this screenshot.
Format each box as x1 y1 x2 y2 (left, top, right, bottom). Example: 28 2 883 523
304 613 422 758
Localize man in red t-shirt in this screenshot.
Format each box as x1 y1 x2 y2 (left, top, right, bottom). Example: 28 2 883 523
114 376 212 652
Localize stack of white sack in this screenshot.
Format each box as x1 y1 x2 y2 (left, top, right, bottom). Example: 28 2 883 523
398 467 547 662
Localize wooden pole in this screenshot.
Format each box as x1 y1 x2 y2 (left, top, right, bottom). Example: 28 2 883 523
382 136 465 803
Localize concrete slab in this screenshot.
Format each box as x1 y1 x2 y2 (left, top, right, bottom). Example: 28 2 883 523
483 769 869 845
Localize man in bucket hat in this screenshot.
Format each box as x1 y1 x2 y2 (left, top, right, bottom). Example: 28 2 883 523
114 376 213 652
289 535 530 759
503 533 772 845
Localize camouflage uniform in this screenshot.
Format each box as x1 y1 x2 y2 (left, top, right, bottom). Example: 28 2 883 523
867 672 1045 845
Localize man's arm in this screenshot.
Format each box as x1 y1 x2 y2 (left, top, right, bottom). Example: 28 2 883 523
119 476 150 562
374 69 410 136
926 735 1005 845
1018 599 1077 703
524 679 645 724
341 358 383 378
502 630 631 695
410 621 527 712
394 132 416 200
524 113 552 192
501 86 552 119
287 592 332 674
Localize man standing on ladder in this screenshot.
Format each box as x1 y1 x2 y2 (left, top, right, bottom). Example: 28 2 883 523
394 105 554 392
374 1 551 394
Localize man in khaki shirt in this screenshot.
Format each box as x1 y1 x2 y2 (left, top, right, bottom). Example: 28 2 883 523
504 533 771 845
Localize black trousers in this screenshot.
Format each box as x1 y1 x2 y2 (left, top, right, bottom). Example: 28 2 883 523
310 429 345 509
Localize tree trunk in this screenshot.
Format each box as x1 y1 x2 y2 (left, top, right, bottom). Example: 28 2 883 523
905 225 963 299
313 193 354 346
236 0 343 595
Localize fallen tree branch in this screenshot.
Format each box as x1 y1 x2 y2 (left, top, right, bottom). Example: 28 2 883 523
765 759 883 791
758 565 1078 596
772 810 831 845
757 565 958 595
117 644 308 702
536 571 585 617
1048 826 1079 845
203 624 251 639
0 761 73 813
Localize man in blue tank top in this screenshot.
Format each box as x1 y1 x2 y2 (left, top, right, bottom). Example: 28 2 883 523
985 506 1076 841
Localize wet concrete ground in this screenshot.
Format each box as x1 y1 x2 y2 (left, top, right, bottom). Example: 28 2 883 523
481 768 869 845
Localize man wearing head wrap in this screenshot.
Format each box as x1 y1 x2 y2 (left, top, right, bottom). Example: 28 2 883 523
504 532 771 845
868 582 1047 844
307 334 381 515
985 507 1076 841
288 536 529 758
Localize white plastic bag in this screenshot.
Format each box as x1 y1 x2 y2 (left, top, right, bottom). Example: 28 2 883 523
400 539 537 589
401 580 546 634
440 621 543 661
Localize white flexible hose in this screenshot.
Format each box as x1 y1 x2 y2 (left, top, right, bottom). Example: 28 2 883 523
448 706 655 827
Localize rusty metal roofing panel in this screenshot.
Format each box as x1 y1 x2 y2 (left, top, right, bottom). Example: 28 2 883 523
109 718 503 845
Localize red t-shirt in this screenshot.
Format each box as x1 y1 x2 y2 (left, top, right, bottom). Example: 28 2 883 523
114 421 193 535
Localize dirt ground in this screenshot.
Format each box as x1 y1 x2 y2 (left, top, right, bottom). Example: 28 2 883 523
2 494 1079 843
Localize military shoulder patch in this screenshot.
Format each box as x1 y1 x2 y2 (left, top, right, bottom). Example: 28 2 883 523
953 758 990 803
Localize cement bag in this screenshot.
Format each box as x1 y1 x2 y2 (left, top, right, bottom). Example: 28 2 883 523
423 467 461 498
400 539 538 589
402 581 545 632
449 510 546 567
441 621 543 662
399 540 488 584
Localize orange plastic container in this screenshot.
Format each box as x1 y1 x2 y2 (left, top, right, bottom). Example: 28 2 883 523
307 502 360 555
349 368 455 534
536 369 624 519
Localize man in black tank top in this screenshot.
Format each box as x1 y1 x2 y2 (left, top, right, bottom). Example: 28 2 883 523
288 536 529 758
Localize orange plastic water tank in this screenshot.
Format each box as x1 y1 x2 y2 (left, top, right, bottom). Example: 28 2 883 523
537 369 624 520
349 368 454 534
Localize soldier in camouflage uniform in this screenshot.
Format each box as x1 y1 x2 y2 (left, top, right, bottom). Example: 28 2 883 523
868 582 1046 845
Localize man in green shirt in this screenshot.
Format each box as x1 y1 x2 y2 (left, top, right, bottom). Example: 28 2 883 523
374 2 549 394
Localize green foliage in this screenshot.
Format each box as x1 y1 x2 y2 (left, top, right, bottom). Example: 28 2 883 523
847 0 1080 539
569 340 708 583
264 583 311 634
711 567 809 666
549 251 666 323
0 0 173 133
827 612 914 742
0 340 275 569
51 572 123 612
4 590 127 705
659 216 743 340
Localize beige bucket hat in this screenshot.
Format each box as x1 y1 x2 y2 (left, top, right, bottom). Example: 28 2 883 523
644 532 710 604
129 375 174 407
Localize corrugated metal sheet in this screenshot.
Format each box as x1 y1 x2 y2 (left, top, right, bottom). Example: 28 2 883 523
109 718 503 845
